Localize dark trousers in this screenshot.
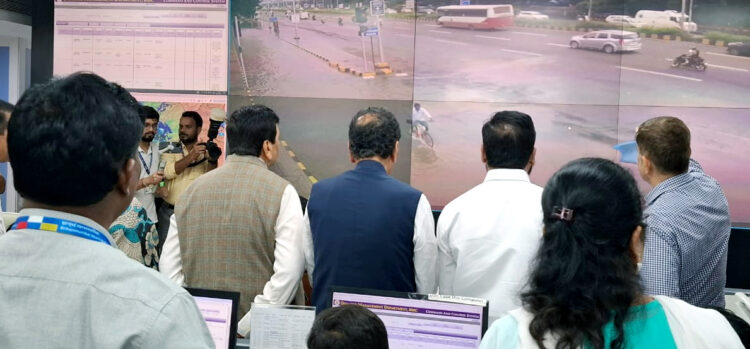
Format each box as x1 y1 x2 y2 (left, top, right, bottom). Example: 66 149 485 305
156 203 174 255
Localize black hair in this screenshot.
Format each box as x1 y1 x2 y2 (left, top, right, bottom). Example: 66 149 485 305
307 305 389 349
521 158 644 349
348 107 400 160
139 105 160 123
0 100 12 133
8 72 142 206
711 308 750 348
226 105 279 157
482 111 536 169
181 110 203 128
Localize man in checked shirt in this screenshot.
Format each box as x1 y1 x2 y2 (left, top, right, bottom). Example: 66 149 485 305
635 116 731 308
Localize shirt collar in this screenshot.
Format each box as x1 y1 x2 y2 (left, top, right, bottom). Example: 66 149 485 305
226 154 268 169
645 171 693 206
484 168 531 183
138 143 155 155
16 208 116 245
355 160 387 174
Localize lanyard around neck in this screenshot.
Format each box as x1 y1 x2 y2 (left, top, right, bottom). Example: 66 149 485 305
10 216 112 247
138 151 154 175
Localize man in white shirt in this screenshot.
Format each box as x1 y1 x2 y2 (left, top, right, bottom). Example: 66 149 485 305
134 105 164 224
437 110 543 322
159 105 306 336
302 107 438 313
0 72 213 347
412 102 433 137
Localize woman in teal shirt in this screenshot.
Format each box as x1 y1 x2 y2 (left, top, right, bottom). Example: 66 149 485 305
480 158 743 349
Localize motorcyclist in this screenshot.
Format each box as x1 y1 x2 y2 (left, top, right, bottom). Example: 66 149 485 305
683 47 701 65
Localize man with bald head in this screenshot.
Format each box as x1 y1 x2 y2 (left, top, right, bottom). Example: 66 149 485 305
302 107 438 313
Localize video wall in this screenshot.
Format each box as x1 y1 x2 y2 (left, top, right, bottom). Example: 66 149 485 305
45 0 750 223
52 0 230 153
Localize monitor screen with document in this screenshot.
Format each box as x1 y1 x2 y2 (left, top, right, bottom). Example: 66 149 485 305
186 287 240 349
329 287 489 349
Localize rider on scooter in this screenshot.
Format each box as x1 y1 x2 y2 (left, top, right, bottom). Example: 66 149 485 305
683 47 701 65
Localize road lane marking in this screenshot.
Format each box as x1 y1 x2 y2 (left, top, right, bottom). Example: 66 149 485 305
547 43 569 47
475 35 510 41
395 73 409 77
426 24 441 27
663 58 748 72
297 162 307 171
501 48 543 57
706 51 750 61
435 38 468 45
510 31 547 37
620 66 702 82
706 63 747 71
429 30 452 34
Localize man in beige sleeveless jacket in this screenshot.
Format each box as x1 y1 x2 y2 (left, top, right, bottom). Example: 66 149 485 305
160 105 306 336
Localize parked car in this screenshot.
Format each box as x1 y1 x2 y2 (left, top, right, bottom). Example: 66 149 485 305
417 6 434 14
727 42 750 57
569 30 642 53
517 11 549 20
605 15 645 28
385 8 398 14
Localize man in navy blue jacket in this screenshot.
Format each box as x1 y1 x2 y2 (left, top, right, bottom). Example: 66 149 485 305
302 107 438 312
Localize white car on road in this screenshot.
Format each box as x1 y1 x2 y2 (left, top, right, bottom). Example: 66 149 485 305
570 30 642 54
605 15 645 28
517 11 549 20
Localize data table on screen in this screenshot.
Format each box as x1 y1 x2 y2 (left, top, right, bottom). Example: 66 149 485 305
194 296 234 349
53 0 229 93
332 292 485 349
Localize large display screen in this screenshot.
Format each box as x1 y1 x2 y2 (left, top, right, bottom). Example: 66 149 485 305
228 0 750 224
53 0 229 93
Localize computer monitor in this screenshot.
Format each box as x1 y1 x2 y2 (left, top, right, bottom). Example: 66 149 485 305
185 287 240 349
329 287 489 349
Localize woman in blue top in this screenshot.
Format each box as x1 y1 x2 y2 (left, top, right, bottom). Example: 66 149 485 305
480 158 743 349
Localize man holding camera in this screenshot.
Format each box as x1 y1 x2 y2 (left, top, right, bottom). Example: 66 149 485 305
156 111 217 251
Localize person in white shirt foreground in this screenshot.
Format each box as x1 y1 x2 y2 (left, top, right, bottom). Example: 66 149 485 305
437 110 542 323
160 105 306 336
480 158 743 349
0 72 213 348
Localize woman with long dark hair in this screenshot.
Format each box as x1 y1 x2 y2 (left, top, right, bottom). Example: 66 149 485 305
479 158 743 349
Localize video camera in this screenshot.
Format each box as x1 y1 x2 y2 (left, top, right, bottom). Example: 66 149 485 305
199 109 226 161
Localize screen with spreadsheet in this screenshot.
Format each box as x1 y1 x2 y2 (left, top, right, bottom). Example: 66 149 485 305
192 295 234 349
331 289 487 349
53 0 229 94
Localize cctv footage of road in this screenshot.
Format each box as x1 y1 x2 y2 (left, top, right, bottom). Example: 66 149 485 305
230 0 750 223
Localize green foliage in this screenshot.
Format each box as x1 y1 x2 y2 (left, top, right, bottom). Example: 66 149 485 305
231 0 259 18
703 31 750 43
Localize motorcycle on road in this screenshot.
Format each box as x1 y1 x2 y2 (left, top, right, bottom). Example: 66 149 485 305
671 54 707 72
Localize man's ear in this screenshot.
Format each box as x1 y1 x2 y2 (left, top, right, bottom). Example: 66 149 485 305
348 141 355 163
392 141 399 164
527 147 536 170
481 145 487 164
117 158 139 197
